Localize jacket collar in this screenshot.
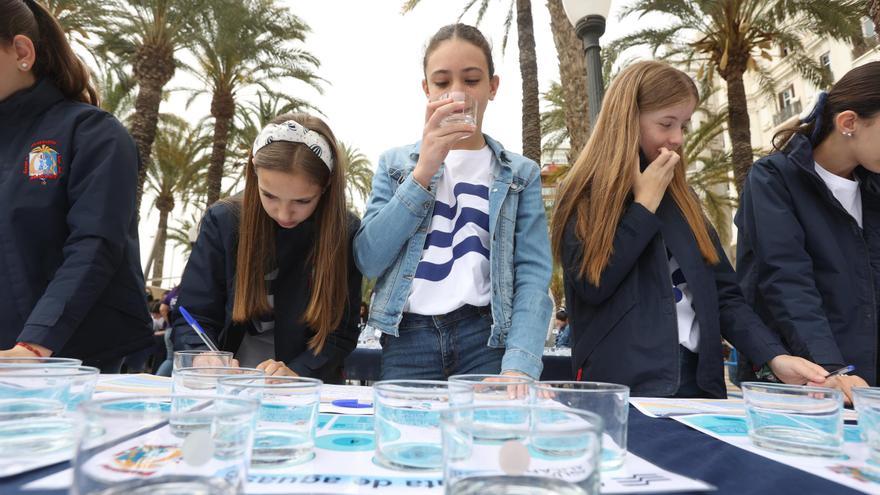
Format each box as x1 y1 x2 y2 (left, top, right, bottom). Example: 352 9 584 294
786 133 880 196
0 79 65 122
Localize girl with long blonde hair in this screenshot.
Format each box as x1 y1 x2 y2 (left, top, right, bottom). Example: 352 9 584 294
551 61 826 398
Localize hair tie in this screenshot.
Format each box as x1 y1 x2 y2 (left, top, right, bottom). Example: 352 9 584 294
801 91 828 142
252 120 334 171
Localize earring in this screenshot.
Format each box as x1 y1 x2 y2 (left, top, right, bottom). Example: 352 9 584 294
20 63 28 69
843 131 854 137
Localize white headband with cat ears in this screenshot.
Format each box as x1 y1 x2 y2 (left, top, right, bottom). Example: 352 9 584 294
252 120 334 171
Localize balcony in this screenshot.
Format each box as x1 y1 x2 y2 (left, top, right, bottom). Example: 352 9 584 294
773 100 803 127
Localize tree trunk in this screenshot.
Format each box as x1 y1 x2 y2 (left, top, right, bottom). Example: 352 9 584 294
150 205 171 285
206 90 236 205
516 0 542 164
546 0 590 162
870 0 880 37
724 71 753 194
130 43 175 211
143 231 158 282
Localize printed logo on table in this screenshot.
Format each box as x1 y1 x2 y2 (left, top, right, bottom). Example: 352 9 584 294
101 444 181 476
23 140 62 183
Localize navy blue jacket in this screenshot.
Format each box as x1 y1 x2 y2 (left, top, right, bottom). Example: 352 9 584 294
172 199 362 383
0 80 152 361
736 134 880 385
562 194 788 398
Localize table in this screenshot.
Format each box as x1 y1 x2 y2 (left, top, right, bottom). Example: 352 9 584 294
343 347 574 382
1 408 863 495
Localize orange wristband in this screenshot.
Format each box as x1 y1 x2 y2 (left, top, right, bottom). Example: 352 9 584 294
15 342 44 357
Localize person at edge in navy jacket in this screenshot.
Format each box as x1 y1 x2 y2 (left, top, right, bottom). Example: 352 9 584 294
0 0 152 370
736 62 880 404
550 61 828 399
172 113 361 384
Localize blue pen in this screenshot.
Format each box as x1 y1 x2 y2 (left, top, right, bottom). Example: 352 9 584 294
178 306 220 352
332 399 373 409
825 365 856 378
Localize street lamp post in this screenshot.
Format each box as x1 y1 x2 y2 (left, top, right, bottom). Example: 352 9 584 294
562 0 612 127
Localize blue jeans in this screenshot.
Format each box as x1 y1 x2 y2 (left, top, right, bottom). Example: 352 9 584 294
380 305 504 380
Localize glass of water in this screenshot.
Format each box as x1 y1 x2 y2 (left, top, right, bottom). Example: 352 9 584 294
72 395 259 495
742 382 844 457
373 380 473 470
217 376 322 467
441 404 603 495
172 367 263 438
173 350 234 372
531 381 629 470
852 387 880 463
0 366 92 459
434 91 477 128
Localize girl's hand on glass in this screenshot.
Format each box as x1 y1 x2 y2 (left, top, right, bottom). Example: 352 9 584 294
257 359 298 377
412 97 477 188
809 374 868 405
482 370 531 400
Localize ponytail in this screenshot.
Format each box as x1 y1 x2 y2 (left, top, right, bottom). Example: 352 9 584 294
1 0 99 106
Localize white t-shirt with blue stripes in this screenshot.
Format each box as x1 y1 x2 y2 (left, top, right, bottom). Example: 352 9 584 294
405 146 492 315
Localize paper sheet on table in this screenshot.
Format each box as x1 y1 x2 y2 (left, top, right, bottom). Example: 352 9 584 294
319 384 373 415
674 414 879 494
23 413 713 494
632 397 858 421
95 373 172 395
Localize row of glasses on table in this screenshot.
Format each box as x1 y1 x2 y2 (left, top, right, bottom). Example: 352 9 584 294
3 349 628 495
15 350 880 494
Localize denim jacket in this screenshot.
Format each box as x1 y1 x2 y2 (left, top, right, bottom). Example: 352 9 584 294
354 134 552 378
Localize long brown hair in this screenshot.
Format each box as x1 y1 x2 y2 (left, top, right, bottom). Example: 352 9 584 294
0 0 98 105
551 60 719 287
773 61 880 151
231 113 349 354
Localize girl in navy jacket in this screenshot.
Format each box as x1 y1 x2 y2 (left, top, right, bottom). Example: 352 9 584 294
551 61 826 398
172 113 361 383
0 0 152 369
737 62 880 402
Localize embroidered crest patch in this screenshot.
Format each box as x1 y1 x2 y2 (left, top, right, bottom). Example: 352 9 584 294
24 140 62 181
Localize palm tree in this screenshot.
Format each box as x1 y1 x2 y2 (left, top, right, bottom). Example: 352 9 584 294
339 141 374 214
143 115 209 284
540 81 568 156
187 0 322 206
610 0 864 193
91 56 136 119
42 0 108 50
546 0 590 161
402 0 542 164
99 0 207 210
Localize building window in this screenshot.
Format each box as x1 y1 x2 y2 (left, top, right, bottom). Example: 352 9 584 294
778 85 795 111
863 16 877 39
779 45 790 57
819 52 831 70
